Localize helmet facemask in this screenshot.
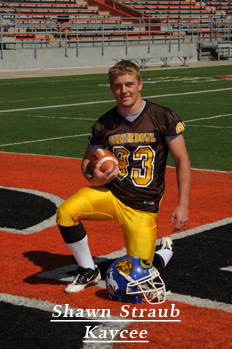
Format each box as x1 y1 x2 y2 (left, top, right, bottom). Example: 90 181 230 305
119 267 166 304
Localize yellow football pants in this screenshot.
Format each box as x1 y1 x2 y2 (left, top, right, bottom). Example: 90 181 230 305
57 186 159 264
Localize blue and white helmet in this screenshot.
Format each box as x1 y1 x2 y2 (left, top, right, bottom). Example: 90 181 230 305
105 256 166 304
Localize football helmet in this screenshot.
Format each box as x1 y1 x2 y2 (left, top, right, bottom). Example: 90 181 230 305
105 256 166 304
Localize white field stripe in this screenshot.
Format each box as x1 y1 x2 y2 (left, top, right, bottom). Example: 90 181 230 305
145 87 232 99
170 217 232 241
189 166 232 173
168 293 232 313
185 114 232 122
0 77 100 86
0 99 116 113
220 266 232 272
1 112 231 124
0 87 232 114
0 134 89 147
1 114 97 121
187 125 232 129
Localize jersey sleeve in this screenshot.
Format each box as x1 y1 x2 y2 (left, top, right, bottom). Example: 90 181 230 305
88 127 104 147
88 107 118 148
88 117 107 148
163 109 185 138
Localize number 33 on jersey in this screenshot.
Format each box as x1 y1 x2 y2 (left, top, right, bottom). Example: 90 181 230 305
89 100 185 213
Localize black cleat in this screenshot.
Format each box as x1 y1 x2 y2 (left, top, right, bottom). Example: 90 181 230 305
64 265 101 293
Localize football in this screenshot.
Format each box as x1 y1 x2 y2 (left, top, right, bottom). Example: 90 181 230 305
89 148 119 173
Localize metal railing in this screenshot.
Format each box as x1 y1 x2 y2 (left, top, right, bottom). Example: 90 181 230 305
0 1 20 24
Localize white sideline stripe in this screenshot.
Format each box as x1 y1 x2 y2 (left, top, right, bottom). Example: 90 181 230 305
220 266 232 272
168 293 232 313
189 166 232 173
0 150 83 160
0 134 89 147
170 217 232 241
0 293 61 313
0 151 231 173
0 87 232 114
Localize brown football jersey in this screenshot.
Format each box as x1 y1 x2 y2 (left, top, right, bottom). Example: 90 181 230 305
88 100 185 212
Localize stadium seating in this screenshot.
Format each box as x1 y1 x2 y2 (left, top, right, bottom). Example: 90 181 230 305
0 0 136 45
117 0 231 23
0 0 231 48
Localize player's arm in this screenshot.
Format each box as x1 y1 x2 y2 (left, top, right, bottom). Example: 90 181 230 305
167 135 191 232
81 145 119 186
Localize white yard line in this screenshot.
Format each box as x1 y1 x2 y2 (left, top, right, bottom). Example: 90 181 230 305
0 114 97 121
1 87 232 114
184 113 232 122
0 99 116 113
145 87 232 99
186 125 232 129
0 89 231 148
0 134 89 147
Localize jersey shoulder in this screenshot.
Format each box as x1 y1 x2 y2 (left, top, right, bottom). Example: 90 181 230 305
146 100 185 135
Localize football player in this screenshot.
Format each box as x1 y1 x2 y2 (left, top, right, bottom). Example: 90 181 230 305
57 60 191 294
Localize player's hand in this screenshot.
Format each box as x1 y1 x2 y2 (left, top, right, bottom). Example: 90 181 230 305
89 162 119 186
169 204 188 232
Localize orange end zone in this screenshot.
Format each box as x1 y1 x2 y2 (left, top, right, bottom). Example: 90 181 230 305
0 152 231 348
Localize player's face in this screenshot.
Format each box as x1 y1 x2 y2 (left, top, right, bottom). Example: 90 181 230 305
110 74 143 114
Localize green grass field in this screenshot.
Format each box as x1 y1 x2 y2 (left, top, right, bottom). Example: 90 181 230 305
1 65 231 171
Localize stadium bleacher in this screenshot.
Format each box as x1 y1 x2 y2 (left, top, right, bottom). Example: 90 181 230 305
1 0 231 34
0 0 231 63
117 0 231 23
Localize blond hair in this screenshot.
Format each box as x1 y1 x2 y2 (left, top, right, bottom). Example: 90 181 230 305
108 60 141 85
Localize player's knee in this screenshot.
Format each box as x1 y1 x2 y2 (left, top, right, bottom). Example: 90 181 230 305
56 202 65 219
56 201 77 226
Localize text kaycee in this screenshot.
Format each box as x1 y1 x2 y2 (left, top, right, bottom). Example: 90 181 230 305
52 304 180 342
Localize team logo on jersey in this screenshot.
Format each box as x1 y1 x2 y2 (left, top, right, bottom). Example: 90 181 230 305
115 259 134 275
176 122 185 134
109 133 156 145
